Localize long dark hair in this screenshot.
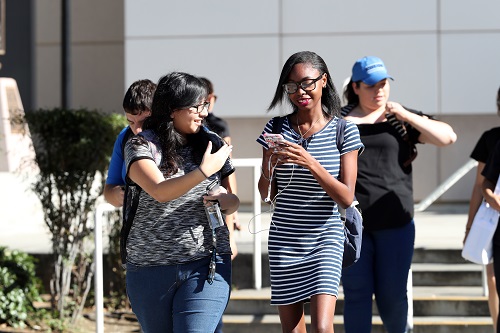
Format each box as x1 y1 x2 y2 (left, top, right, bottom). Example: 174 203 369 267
143 72 214 176
344 79 360 106
268 51 341 118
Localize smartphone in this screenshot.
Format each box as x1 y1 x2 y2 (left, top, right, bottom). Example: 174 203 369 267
205 179 224 229
264 133 285 148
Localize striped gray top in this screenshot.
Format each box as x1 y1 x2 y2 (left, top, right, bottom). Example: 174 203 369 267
124 129 233 266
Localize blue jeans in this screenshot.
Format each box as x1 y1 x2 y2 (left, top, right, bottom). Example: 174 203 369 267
126 254 231 333
341 220 415 333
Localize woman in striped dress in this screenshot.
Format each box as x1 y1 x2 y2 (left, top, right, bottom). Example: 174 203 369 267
257 51 364 333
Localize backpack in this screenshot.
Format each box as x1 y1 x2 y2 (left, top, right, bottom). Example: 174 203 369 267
119 128 142 266
270 116 363 268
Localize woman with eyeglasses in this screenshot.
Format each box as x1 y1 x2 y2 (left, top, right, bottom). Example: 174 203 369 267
256 51 364 333
340 56 456 333
123 72 240 333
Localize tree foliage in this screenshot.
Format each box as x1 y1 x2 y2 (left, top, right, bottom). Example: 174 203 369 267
23 108 127 323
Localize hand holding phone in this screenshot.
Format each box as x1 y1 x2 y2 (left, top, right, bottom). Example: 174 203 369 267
264 133 285 148
205 179 225 230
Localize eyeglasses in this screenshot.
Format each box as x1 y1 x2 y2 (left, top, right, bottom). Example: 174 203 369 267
283 73 324 94
187 101 210 114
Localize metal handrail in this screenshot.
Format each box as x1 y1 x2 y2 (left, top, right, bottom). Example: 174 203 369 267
406 158 479 332
414 159 478 212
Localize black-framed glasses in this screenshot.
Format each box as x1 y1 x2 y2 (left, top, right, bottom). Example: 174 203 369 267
283 73 324 94
188 101 210 114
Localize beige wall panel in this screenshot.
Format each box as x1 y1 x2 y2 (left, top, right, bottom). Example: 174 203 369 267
125 37 282 119
71 44 124 113
440 34 500 115
283 1 436 33
72 0 124 42
35 0 60 43
441 0 500 30
35 46 60 109
125 0 279 37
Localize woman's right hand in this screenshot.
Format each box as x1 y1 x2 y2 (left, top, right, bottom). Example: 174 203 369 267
199 141 233 178
261 142 289 178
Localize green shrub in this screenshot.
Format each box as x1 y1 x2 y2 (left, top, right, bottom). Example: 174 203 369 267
0 247 42 328
23 108 127 323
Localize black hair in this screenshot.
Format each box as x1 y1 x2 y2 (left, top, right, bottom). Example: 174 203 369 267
497 86 500 116
268 51 341 118
122 79 157 115
143 72 215 176
344 79 360 106
199 77 214 95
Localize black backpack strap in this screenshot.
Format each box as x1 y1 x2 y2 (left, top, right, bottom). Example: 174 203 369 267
336 118 347 151
120 184 142 267
342 104 418 167
121 127 134 157
119 128 142 267
271 116 286 134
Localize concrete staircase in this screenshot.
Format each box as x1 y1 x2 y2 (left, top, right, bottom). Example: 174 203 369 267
222 247 494 333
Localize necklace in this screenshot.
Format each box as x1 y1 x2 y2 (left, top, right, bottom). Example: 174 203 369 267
296 116 322 141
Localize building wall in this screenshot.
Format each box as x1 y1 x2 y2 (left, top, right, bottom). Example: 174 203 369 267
0 0 35 111
27 0 500 203
34 0 125 113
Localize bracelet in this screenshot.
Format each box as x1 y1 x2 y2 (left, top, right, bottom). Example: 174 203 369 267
198 167 209 179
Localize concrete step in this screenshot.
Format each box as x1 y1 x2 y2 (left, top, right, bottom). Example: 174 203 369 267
228 286 489 317
411 263 483 286
231 253 485 289
413 248 467 264
221 314 493 333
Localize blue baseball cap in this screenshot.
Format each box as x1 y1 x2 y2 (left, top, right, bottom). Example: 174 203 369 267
351 56 394 85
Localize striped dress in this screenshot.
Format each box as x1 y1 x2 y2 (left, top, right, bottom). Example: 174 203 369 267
256 116 363 305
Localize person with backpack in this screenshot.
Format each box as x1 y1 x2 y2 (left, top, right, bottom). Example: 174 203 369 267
256 51 364 333
123 72 239 333
104 79 157 207
340 56 457 333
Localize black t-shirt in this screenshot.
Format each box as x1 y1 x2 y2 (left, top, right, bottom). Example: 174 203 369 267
205 113 230 139
355 121 421 231
470 127 500 163
482 140 500 184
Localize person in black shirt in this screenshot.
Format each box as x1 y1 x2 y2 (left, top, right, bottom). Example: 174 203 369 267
482 140 500 333
465 86 500 332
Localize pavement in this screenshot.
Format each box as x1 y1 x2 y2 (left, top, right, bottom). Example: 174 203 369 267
0 171 469 255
